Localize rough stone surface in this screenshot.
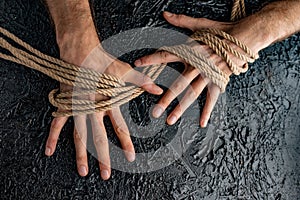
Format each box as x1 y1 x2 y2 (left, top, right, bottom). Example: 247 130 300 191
0 0 299 199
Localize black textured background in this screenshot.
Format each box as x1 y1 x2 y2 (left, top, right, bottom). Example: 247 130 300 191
0 0 300 199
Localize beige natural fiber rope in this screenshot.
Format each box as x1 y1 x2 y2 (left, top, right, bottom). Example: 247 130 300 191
231 0 247 21
0 0 257 117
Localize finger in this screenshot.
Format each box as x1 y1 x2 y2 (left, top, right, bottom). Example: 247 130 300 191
73 115 88 177
200 84 220 128
122 69 163 95
134 51 182 67
208 53 233 76
89 113 111 180
163 11 233 31
108 108 135 162
152 67 199 118
167 75 209 125
45 116 68 156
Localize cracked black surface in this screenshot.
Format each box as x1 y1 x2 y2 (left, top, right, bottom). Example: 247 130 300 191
0 0 299 199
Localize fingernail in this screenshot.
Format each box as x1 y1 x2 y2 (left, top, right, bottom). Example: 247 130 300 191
101 170 110 180
79 166 87 176
126 152 135 162
45 147 51 156
152 106 164 118
201 120 208 128
168 115 177 125
164 11 174 17
134 59 142 66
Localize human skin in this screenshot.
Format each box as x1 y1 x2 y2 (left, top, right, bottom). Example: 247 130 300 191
44 0 300 180
134 0 300 128
44 0 163 180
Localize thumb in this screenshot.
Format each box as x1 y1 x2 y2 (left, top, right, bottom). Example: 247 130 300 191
121 69 163 95
163 11 233 31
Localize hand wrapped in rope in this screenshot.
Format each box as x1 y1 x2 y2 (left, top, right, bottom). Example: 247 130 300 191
134 11 259 127
0 27 163 117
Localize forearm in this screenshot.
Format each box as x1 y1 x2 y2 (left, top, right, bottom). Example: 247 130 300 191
231 0 300 53
45 0 98 44
45 0 100 64
260 1 300 43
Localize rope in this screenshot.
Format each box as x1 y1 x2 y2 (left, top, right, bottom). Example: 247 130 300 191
0 0 258 117
231 0 246 21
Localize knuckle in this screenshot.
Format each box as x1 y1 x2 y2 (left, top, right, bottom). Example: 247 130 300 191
219 63 231 76
46 137 56 146
186 88 197 100
93 135 108 145
140 73 147 83
76 155 87 163
115 126 130 139
159 51 169 61
160 97 171 107
177 14 184 23
124 63 131 69
116 127 127 136
74 131 82 140
172 81 184 92
143 78 152 86
143 74 151 82
174 105 183 115
122 141 133 151
140 57 147 64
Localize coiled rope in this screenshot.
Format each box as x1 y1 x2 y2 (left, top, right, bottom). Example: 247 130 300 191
0 0 258 117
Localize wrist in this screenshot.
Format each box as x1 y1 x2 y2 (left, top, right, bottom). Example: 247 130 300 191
230 2 300 54
46 0 97 45
57 27 100 65
229 13 275 54
259 1 300 44
55 18 98 47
